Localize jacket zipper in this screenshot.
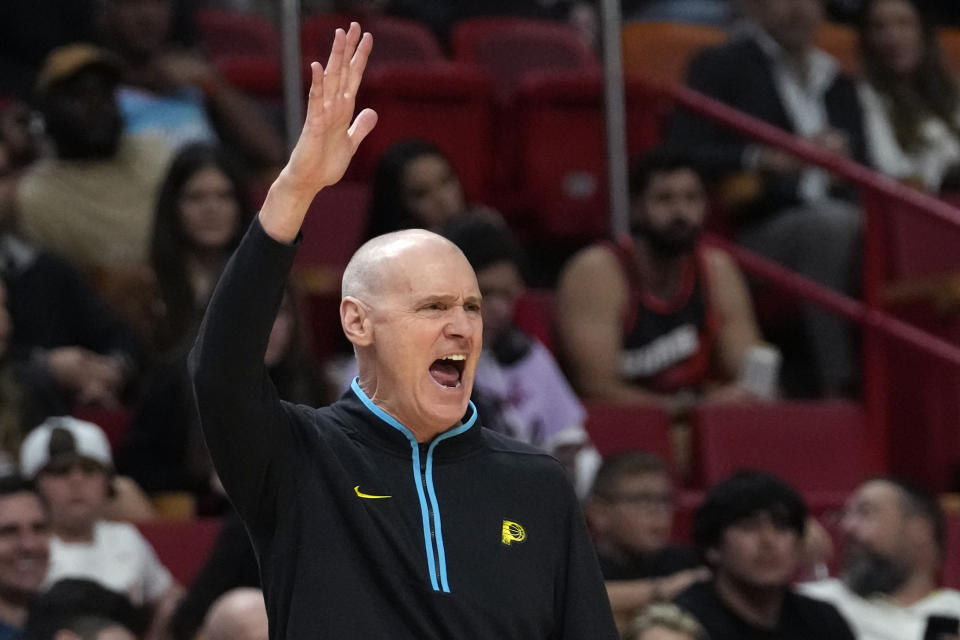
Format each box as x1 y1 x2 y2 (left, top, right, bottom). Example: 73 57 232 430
419 443 443 590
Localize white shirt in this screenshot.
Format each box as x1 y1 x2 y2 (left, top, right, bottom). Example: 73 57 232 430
44 520 174 605
799 578 960 640
740 22 840 203
858 82 960 192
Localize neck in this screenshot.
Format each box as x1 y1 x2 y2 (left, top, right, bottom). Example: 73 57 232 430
634 240 691 298
55 521 95 544
0 595 27 629
187 251 226 302
890 569 938 607
714 573 785 630
354 373 448 444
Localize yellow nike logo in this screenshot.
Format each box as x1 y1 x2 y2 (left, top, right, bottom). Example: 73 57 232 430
354 485 392 499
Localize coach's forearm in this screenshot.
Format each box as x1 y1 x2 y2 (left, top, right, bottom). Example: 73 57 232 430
258 171 320 244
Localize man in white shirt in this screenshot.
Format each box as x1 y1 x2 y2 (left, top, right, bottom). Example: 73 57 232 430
800 477 960 640
19 417 182 634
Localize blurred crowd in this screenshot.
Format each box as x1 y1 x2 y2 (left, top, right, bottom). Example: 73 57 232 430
0 0 960 638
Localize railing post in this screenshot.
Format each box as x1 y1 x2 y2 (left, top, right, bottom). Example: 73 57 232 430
861 189 889 476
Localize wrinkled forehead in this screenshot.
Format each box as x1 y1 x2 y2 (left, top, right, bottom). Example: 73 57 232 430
381 241 479 299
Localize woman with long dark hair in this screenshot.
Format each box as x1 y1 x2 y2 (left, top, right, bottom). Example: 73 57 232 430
149 142 255 354
365 138 486 240
858 0 960 192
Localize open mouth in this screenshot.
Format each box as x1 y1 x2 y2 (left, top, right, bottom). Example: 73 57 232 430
428 354 466 389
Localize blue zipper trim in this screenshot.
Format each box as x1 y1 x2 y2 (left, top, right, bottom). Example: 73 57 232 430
350 378 476 593
425 407 476 592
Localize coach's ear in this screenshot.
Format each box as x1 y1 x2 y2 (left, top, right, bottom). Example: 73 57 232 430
341 297 373 347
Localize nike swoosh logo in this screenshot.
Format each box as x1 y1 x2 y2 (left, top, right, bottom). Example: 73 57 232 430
354 485 392 499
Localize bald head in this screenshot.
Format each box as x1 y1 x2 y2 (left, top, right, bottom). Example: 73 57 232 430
203 588 268 640
341 229 466 301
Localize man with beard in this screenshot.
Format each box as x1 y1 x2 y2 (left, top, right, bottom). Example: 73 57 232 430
16 44 173 285
673 470 855 640
556 148 764 413
799 477 960 640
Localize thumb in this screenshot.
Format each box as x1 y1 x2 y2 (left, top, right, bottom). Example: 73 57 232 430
348 108 378 150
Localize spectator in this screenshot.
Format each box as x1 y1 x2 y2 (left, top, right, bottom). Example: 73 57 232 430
120 285 331 514
587 452 708 630
0 475 49 640
0 0 98 99
23 578 145 640
168 514 259 640
623 0 732 24
0 137 140 416
666 0 866 398
556 149 765 413
0 99 44 170
857 0 960 192
365 138 500 240
621 603 709 640
19 417 181 635
16 44 174 287
146 142 256 355
799 477 960 640
673 470 855 639
201 588 267 640
97 0 284 168
443 217 589 459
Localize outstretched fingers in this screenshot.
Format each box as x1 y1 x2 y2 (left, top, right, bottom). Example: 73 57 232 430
323 28 346 104
346 30 373 99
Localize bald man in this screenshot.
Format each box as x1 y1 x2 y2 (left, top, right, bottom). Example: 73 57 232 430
189 23 617 640
202 589 268 640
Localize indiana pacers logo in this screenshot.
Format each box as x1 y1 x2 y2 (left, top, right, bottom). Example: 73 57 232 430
501 520 526 546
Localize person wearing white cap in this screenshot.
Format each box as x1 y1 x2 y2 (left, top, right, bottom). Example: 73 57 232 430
20 416 182 638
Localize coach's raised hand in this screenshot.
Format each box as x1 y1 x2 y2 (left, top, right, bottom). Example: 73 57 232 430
261 23 378 242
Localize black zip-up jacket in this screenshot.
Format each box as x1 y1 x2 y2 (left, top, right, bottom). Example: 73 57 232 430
189 219 618 639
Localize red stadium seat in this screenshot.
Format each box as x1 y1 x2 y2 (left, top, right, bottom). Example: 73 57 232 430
71 404 132 454
508 72 672 241
301 14 443 71
583 401 673 465
451 17 597 99
195 9 280 57
136 519 222 586
513 288 556 354
944 512 960 589
510 71 608 240
351 62 496 204
621 22 725 86
292 182 371 362
691 402 867 498
294 182 371 273
194 10 282 97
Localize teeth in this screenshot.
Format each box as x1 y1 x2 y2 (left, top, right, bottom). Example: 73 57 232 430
442 354 466 361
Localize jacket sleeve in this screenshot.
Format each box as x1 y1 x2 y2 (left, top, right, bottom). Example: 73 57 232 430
556 477 619 639
188 217 301 532
665 47 752 177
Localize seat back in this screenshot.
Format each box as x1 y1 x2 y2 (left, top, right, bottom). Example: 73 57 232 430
352 62 496 202
816 22 859 75
195 9 280 57
301 15 443 70
692 402 867 494
136 519 222 586
583 401 673 464
621 22 725 85
452 17 597 98
938 28 960 76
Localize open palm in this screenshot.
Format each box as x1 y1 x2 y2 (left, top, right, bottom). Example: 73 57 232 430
283 23 378 196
